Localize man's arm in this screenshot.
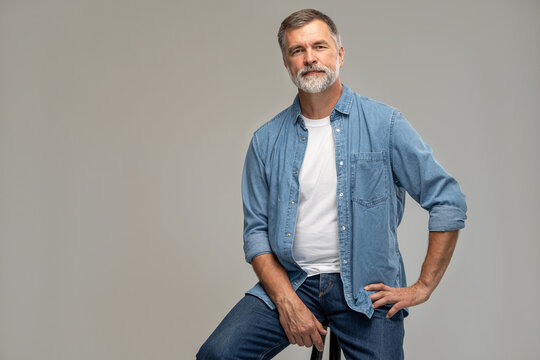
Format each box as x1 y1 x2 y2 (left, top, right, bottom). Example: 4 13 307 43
365 230 459 318
367 110 467 318
251 253 327 351
242 134 326 350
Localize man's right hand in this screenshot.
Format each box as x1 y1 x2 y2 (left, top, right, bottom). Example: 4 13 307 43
250 253 327 351
275 295 327 351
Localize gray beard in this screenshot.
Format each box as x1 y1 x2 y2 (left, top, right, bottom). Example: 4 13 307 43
288 58 340 94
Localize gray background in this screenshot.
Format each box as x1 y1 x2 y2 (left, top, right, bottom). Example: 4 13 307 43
1 0 539 359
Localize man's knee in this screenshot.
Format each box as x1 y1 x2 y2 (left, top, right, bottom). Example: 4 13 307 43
196 338 225 360
197 329 243 360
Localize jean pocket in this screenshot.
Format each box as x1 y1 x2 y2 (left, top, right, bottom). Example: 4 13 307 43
351 152 388 207
372 304 404 321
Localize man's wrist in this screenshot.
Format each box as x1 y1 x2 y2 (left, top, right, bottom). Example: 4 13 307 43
415 279 433 299
273 289 300 309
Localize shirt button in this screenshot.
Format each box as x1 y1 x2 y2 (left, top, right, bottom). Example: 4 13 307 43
339 161 343 166
301 137 306 141
347 294 351 298
343 259 348 264
339 192 343 197
336 128 340 132
342 225 346 230
286 233 291 237
294 281 298 286
294 170 298 175
290 201 295 205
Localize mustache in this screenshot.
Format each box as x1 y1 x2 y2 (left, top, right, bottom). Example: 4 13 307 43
298 65 330 76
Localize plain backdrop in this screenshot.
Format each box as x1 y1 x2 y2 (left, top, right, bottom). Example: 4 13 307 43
1 0 539 359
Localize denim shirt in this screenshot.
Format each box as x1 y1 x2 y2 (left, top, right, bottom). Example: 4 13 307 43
241 84 467 318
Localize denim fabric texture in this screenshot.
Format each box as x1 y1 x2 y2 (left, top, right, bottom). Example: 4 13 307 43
197 273 404 360
241 84 467 318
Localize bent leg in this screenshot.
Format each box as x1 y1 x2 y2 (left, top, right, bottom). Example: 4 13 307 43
196 294 289 360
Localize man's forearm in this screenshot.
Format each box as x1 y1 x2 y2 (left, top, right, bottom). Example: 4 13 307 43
250 253 297 306
417 230 459 295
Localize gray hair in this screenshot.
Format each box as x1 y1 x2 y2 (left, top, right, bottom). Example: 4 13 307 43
277 9 342 57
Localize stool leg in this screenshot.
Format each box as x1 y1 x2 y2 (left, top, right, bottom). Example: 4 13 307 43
329 329 341 360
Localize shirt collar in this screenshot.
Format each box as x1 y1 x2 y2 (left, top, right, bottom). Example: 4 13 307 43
292 83 353 124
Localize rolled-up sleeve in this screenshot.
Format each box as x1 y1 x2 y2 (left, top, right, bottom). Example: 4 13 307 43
390 111 467 231
242 133 272 263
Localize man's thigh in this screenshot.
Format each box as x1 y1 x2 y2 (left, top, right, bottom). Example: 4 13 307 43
330 303 405 360
316 273 404 359
196 294 289 360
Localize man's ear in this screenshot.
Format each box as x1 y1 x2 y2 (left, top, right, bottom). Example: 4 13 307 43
339 46 345 67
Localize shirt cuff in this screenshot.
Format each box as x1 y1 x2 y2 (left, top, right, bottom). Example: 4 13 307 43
428 205 467 231
244 232 272 263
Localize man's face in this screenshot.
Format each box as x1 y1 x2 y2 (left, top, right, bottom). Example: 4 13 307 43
283 20 344 94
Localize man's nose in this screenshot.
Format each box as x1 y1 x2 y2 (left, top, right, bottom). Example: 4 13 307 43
304 48 316 66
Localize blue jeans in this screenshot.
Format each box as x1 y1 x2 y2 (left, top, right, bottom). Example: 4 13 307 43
197 273 405 359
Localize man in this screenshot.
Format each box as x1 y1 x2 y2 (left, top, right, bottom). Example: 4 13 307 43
197 8 466 359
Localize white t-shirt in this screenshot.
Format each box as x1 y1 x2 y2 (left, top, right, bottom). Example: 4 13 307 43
292 114 340 276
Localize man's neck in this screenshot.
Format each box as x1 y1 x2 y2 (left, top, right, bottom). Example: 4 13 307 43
298 80 343 120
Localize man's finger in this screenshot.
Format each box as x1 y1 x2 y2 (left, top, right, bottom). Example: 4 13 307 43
301 334 313 348
315 320 327 336
372 295 399 308
368 290 389 302
364 283 390 291
386 302 404 318
280 321 295 345
311 332 324 351
285 333 295 345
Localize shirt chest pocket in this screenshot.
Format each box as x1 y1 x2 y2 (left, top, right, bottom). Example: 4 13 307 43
351 152 388 207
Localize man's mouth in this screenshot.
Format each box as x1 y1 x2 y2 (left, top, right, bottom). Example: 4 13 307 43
302 70 324 76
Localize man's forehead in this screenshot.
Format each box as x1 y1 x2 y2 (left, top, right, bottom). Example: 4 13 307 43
284 20 333 46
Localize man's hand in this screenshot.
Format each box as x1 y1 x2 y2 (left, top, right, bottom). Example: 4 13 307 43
250 253 327 350
275 295 327 351
366 230 460 318
365 281 431 318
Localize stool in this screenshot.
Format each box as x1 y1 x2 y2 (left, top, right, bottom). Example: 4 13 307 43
310 327 341 360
